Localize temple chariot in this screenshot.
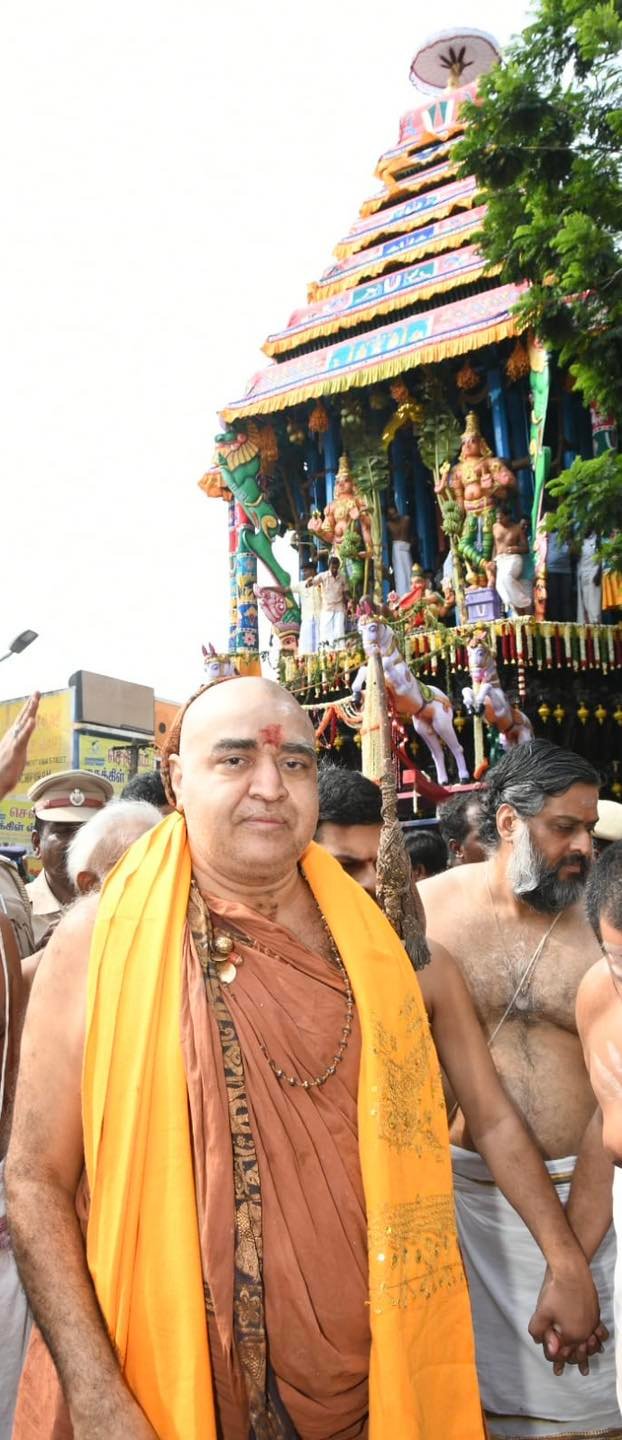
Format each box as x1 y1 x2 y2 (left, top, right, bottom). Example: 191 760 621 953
201 28 622 807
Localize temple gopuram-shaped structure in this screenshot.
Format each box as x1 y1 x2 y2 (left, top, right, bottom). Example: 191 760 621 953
202 28 622 804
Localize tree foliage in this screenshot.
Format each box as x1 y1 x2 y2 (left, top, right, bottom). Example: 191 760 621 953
544 450 622 569
456 0 622 557
457 0 622 417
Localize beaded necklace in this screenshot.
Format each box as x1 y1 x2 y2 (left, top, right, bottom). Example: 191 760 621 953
197 879 354 1090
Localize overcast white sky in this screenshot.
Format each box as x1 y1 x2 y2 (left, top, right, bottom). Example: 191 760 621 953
1 1 530 706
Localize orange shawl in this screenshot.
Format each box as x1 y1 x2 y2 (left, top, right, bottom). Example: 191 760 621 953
83 812 484 1439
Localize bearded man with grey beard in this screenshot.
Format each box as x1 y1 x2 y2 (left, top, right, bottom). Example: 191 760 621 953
419 739 622 1440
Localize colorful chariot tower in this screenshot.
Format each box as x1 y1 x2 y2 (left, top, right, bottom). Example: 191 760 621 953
202 28 622 797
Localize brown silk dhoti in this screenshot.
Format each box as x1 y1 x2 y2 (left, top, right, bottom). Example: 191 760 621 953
181 896 370 1440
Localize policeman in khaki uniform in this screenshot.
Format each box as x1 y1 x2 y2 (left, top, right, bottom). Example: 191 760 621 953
27 771 113 945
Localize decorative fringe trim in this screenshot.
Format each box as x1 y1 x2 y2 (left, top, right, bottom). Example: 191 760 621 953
333 191 478 261
401 617 622 680
360 162 457 217
373 136 457 184
263 256 498 358
221 316 518 422
307 209 484 301
375 123 466 182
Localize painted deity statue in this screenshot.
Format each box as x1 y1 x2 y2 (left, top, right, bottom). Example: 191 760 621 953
352 611 469 787
435 412 517 586
388 564 446 631
215 427 300 644
462 631 533 750
251 585 301 652
308 455 372 591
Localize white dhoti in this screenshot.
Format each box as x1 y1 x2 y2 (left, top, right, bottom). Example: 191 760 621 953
298 614 319 655
452 1146 622 1438
292 581 321 656
0 1159 31 1439
577 539 602 624
392 539 412 597
319 609 346 647
495 554 533 614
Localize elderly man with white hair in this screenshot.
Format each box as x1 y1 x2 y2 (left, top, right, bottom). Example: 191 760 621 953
66 798 162 895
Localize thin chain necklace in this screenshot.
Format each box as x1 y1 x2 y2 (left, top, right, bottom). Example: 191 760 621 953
485 863 562 1026
198 879 355 1090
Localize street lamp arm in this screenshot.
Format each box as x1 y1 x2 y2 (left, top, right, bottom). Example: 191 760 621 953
0 630 39 663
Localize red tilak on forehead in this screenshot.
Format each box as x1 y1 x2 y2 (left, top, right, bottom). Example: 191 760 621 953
259 724 283 747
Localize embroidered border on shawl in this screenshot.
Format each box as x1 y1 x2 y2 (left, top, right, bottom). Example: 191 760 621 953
368 1195 463 1312
371 995 446 1155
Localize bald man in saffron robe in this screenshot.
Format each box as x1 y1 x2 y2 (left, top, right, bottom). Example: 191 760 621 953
6 680 600 1440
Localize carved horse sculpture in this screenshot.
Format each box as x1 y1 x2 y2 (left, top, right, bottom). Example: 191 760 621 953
462 631 533 749
352 615 469 786
202 643 237 682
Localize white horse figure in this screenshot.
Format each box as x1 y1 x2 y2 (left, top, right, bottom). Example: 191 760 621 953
353 615 469 786
462 631 533 748
201 643 237 682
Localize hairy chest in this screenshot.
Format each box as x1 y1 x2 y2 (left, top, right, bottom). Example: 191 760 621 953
455 916 598 1034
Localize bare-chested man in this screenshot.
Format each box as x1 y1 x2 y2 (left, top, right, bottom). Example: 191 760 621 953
419 738 621 1439
386 504 412 597
492 503 533 616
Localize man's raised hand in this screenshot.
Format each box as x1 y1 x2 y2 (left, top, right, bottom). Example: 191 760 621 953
0 692 40 799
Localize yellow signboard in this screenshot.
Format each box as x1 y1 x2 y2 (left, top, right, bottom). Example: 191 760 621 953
77 734 155 794
0 690 156 854
0 689 73 850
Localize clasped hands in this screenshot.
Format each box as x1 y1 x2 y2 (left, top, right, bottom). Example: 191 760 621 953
529 1260 608 1377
